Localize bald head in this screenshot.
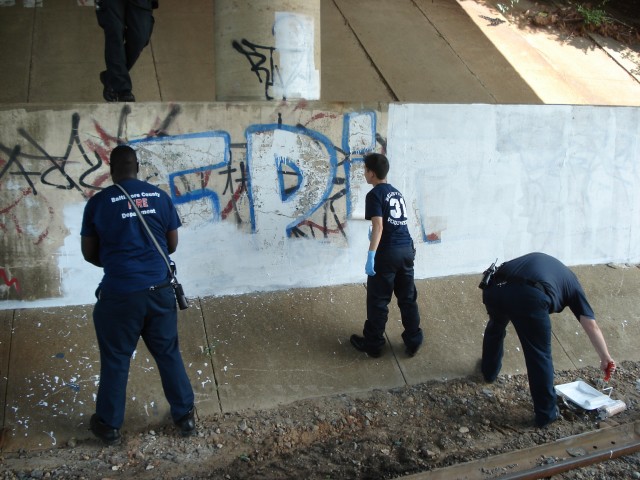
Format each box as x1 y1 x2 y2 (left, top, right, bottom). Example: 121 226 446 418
110 145 139 182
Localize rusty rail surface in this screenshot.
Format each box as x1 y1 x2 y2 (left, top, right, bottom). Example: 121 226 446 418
400 421 640 480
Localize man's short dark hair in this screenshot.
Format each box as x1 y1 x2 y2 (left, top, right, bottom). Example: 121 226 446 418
110 144 138 175
364 153 389 180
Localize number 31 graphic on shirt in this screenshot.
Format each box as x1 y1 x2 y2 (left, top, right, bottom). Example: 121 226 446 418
390 196 408 220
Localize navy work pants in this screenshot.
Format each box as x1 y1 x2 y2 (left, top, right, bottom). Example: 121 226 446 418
364 245 423 350
96 0 154 93
93 284 194 429
481 282 557 427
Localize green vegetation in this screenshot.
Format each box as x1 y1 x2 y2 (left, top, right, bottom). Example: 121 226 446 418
496 0 520 15
576 1 612 27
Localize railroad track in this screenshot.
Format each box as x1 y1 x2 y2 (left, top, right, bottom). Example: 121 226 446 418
400 420 640 479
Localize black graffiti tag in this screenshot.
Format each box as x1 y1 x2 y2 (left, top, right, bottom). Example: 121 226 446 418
232 39 279 100
0 113 102 197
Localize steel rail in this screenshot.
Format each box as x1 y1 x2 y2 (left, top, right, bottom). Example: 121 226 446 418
499 439 640 479
400 420 640 480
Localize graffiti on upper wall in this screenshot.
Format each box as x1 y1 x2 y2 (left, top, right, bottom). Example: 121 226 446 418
0 105 397 300
232 12 319 101
0 105 182 277
233 40 278 101
0 112 105 199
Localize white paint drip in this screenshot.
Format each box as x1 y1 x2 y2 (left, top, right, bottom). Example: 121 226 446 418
43 431 57 446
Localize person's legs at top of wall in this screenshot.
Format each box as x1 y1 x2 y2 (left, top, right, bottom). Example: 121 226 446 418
96 0 154 102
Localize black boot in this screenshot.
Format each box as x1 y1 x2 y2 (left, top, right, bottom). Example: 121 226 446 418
350 334 382 358
89 414 121 446
175 407 196 437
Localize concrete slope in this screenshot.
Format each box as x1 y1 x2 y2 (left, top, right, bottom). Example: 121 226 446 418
1 265 638 452
458 0 640 106
332 0 495 103
0 0 637 104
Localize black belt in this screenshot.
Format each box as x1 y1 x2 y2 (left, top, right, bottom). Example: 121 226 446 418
495 276 546 293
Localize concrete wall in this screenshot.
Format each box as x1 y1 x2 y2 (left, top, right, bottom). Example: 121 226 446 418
1 102 639 309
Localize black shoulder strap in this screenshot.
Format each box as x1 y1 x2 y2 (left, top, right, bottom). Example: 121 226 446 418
114 183 176 282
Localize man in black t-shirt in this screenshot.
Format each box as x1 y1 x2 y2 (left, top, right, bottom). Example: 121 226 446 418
350 153 423 358
481 252 616 427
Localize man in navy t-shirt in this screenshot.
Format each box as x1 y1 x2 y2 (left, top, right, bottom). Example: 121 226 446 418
481 252 616 427
350 153 423 358
81 145 195 444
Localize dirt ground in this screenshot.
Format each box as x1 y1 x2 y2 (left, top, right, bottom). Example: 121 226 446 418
0 361 639 480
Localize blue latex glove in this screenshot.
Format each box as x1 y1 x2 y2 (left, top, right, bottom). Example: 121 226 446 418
365 250 376 276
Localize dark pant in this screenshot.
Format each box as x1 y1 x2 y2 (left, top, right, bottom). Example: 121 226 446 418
93 285 194 428
96 0 154 93
364 245 423 350
481 282 557 426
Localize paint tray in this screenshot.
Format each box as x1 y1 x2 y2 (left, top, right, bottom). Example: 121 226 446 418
554 380 618 410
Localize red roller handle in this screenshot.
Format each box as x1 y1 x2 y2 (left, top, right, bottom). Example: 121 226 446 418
604 361 615 382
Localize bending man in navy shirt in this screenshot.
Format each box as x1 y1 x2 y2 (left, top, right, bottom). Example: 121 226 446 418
81 145 195 444
481 252 616 428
